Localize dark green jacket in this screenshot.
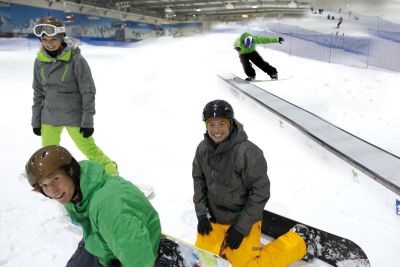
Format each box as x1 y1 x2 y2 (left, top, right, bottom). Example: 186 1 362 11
65 161 161 267
32 37 96 128
192 119 270 235
234 32 279 55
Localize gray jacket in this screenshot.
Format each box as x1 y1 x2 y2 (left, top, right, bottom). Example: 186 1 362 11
31 37 96 128
192 119 270 235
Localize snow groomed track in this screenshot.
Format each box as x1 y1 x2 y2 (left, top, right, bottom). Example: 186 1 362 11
218 74 400 195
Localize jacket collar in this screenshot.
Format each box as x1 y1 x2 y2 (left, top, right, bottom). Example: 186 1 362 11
37 47 72 62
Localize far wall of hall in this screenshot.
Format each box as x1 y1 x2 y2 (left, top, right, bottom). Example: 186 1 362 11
0 1 203 42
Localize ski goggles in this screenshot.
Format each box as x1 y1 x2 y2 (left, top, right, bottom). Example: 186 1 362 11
33 24 66 37
243 36 254 48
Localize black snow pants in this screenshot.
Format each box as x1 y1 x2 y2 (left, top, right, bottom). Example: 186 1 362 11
239 51 277 78
66 240 120 267
66 237 181 267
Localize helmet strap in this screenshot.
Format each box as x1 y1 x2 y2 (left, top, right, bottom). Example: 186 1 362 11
69 158 82 203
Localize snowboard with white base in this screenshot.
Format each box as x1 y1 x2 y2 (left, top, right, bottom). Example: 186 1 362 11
134 183 154 198
156 234 232 267
233 76 293 83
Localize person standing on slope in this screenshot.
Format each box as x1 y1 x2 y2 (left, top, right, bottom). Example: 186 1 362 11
337 16 343 28
234 32 284 81
192 99 319 267
31 16 118 175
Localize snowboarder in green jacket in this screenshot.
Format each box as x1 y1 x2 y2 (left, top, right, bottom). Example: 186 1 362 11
234 32 284 81
25 145 161 267
31 16 118 175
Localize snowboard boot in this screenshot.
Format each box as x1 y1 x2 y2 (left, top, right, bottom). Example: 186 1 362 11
270 73 278 80
245 76 255 81
155 236 185 267
291 224 319 262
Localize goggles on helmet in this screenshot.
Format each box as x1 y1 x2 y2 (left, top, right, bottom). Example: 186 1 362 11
33 24 66 37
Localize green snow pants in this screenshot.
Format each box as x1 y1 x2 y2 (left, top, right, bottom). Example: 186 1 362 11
41 124 118 175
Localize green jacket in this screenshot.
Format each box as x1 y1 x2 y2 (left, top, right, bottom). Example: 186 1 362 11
234 32 279 55
65 161 161 267
192 119 270 235
32 37 96 128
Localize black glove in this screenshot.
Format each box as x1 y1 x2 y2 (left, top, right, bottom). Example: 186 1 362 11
226 225 244 249
33 127 41 136
107 259 121 267
278 37 284 44
80 127 94 138
234 47 241 52
197 215 212 235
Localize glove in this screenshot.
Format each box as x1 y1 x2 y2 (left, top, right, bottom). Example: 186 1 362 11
80 127 94 138
33 127 41 136
278 37 284 44
197 215 212 235
107 259 121 267
234 47 241 52
226 225 244 249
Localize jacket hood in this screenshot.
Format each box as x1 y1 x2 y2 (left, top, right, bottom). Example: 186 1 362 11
204 118 248 154
65 161 106 219
78 161 106 207
64 36 81 51
240 32 253 42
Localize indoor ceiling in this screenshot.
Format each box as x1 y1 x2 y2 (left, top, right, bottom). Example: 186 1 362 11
64 0 312 21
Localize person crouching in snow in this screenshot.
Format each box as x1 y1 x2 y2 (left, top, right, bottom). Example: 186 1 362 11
192 99 319 267
234 32 284 81
25 145 161 267
31 16 118 175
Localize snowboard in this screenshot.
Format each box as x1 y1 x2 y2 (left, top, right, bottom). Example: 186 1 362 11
134 183 154 198
261 210 370 267
156 234 232 267
233 76 293 83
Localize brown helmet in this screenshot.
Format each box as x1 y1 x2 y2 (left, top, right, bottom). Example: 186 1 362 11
25 145 72 188
38 16 64 27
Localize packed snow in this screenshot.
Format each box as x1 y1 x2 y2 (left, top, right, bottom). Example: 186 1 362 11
0 16 399 267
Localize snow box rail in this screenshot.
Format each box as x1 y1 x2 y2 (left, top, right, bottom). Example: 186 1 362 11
218 74 400 195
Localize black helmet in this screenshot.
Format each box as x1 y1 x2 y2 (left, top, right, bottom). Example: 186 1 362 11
202 100 234 121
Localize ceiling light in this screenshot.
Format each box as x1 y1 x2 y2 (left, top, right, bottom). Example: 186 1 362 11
196 8 201 12
288 1 298 8
252 5 258 9
226 2 234 9
242 14 248 18
164 6 173 13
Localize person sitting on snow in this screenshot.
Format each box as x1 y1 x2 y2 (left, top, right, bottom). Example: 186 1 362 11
25 145 161 267
192 99 319 267
234 32 284 81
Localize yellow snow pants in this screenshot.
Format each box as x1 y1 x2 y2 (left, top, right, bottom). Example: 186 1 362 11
41 124 118 175
195 221 306 267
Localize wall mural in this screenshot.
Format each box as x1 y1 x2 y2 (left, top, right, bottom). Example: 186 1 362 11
0 2 202 43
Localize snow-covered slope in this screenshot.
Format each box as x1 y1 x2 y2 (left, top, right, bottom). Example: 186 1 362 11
0 20 399 267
